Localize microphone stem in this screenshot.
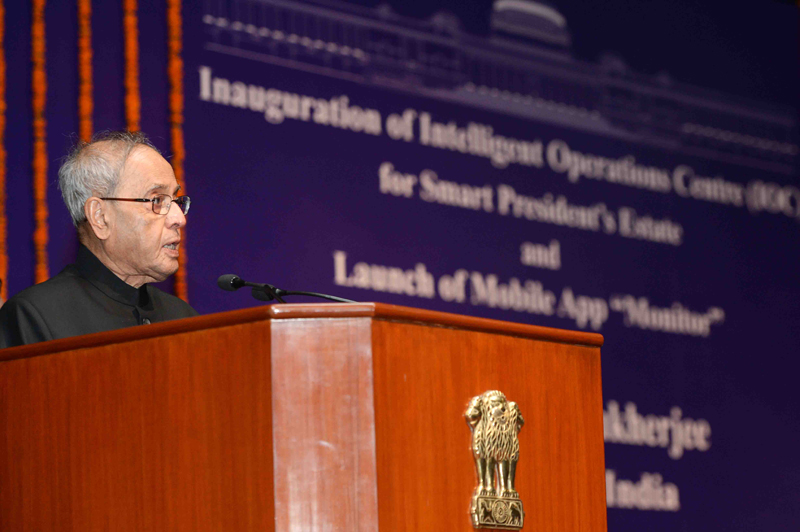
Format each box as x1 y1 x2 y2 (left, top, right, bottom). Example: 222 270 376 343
279 291 355 303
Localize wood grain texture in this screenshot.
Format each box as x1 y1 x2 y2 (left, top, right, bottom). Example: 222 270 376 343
370 319 607 532
0 305 276 362
0 303 605 531
270 303 604 347
1 302 602 363
270 317 379 532
0 320 274 531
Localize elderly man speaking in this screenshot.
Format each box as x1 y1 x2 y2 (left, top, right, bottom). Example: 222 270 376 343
0 131 197 348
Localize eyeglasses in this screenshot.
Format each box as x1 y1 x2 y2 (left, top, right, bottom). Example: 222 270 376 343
100 194 191 215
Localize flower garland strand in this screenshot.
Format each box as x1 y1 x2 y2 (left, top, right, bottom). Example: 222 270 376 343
123 0 140 132
0 0 7 300
32 0 49 284
167 0 188 301
78 0 93 142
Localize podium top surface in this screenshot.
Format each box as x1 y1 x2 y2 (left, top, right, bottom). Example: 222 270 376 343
0 302 603 362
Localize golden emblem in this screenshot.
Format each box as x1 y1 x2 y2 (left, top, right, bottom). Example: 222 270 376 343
465 390 525 529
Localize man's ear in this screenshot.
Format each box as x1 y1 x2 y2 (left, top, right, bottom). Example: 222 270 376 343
84 197 111 240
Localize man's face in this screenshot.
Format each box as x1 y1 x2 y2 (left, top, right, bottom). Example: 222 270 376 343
103 146 186 286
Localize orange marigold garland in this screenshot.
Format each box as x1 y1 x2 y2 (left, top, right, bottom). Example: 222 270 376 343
77 0 93 142
32 0 49 284
123 0 140 132
0 0 7 300
167 0 188 301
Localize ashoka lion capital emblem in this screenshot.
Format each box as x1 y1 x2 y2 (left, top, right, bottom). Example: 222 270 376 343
465 390 525 529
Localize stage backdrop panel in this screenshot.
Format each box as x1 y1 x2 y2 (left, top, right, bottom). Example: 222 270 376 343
182 2 800 531
0 1 797 531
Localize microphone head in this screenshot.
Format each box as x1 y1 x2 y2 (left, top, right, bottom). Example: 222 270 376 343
217 274 244 291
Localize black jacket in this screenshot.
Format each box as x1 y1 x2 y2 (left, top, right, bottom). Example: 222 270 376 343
0 245 198 348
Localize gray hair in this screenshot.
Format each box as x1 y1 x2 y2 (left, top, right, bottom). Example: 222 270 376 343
58 130 161 227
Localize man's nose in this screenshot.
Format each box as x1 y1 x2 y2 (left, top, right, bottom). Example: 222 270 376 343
165 201 187 228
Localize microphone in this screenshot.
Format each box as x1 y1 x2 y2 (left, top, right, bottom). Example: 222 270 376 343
216 274 355 304
216 274 286 303
217 274 245 291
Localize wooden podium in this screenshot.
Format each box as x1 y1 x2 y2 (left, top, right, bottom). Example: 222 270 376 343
0 303 606 531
